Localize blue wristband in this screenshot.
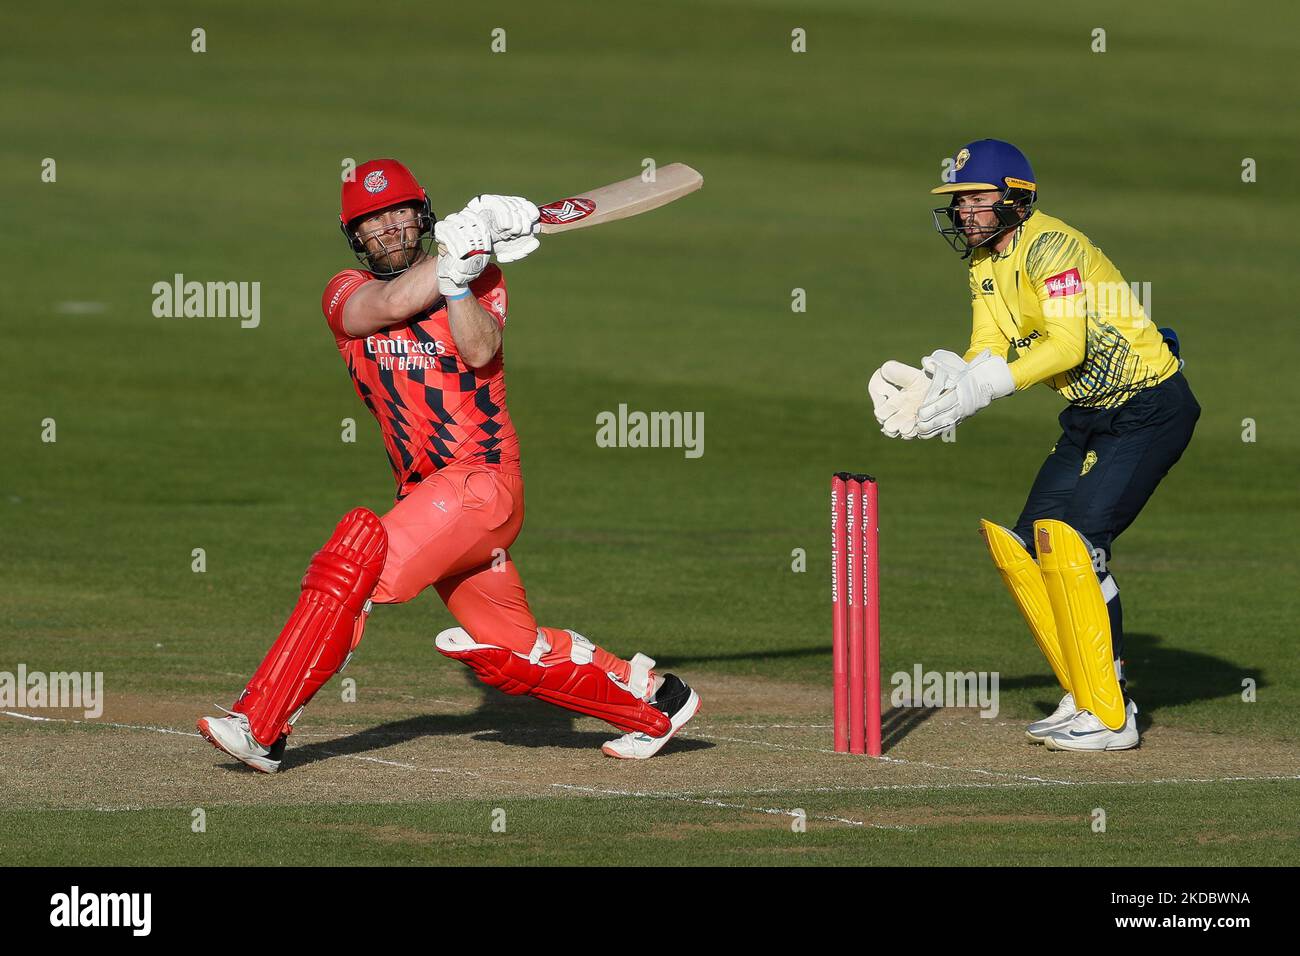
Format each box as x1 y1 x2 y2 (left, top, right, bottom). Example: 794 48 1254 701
445 289 472 300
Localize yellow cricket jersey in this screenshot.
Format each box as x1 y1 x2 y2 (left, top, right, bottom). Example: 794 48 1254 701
963 210 1179 409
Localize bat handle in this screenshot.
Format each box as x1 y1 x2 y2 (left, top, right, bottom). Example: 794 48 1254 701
436 243 491 261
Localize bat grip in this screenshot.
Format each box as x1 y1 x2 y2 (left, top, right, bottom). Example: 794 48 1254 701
436 243 491 261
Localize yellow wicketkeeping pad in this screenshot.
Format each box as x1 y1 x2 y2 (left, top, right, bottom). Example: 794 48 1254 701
1034 520 1126 730
979 520 1070 693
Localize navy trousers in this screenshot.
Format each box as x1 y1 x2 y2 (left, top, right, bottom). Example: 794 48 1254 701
1010 372 1200 662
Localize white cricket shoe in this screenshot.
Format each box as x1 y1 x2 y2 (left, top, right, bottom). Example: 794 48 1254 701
1025 692 1078 743
197 710 285 773
1043 700 1139 752
601 674 701 760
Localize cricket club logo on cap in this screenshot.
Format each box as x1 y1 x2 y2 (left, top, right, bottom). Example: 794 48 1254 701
363 170 389 194
954 147 971 171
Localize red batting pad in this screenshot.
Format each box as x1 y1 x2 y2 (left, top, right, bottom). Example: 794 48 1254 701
233 508 388 745
437 637 671 737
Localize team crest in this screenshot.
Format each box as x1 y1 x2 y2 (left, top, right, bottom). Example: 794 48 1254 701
363 170 389 194
1081 450 1098 476
954 147 970 171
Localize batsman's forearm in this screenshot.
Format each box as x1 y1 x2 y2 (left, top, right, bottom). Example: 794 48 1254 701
340 254 444 338
379 255 444 318
446 293 502 368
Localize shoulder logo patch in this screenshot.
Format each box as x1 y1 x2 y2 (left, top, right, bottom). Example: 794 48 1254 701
981 278 995 294
1044 268 1083 297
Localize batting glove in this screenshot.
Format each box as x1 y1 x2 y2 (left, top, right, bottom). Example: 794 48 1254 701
467 194 541 264
434 213 493 298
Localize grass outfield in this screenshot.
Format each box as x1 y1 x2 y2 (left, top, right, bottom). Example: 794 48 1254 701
1 0 1297 865
5 780 1297 866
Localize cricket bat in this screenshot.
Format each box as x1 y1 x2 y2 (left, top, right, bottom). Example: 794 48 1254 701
535 163 703 233
440 164 703 259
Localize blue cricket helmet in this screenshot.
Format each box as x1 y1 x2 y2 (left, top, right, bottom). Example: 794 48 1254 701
931 139 1037 196
931 139 1038 257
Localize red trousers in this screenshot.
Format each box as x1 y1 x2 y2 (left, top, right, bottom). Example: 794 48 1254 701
371 463 631 681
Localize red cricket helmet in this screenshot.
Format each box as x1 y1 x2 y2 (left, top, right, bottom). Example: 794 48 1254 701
339 158 436 277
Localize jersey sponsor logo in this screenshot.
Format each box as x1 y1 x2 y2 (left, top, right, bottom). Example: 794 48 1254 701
364 335 447 357
1012 330 1041 350
363 170 389 194
365 333 448 371
538 197 595 224
1044 268 1083 297
980 278 995 294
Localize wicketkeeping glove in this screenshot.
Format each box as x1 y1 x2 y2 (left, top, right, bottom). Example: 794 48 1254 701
915 348 1015 439
868 361 929 440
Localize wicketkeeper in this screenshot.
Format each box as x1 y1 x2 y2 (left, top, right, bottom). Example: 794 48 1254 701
869 140 1199 751
198 159 700 771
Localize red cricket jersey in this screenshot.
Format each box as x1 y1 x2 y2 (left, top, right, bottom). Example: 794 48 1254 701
321 265 521 500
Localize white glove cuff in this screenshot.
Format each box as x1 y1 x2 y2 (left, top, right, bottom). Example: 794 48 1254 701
983 356 1016 400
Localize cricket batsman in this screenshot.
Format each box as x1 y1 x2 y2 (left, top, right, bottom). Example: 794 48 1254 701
869 140 1199 751
197 159 700 771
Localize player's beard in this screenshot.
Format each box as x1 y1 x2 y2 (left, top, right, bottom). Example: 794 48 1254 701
961 214 1006 250
962 215 997 241
366 227 425 274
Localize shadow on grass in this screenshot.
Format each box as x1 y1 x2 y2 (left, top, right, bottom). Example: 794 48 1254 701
655 644 828 668
230 633 1254 771
1116 632 1263 731
880 706 937 753
999 632 1263 732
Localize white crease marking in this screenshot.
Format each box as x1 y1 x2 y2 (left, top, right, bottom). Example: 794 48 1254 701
550 783 911 830
5 712 1294 805
683 729 1076 785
